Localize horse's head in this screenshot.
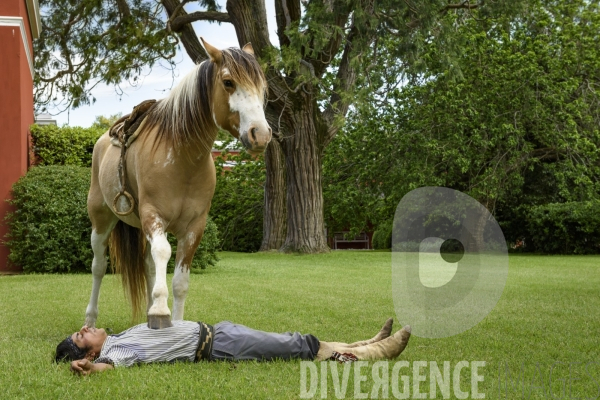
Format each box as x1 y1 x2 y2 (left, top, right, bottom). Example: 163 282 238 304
201 37 272 156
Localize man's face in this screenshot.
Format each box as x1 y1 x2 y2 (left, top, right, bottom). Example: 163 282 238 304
71 326 108 357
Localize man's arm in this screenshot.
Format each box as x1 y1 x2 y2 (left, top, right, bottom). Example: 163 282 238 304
70 359 114 376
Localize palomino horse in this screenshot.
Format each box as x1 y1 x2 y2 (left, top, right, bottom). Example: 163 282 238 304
84 38 271 329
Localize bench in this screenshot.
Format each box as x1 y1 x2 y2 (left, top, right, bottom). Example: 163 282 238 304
333 232 370 250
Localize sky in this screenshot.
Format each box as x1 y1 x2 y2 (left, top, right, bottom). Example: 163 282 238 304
51 2 279 127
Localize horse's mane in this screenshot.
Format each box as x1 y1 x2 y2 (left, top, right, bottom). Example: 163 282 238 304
142 47 267 155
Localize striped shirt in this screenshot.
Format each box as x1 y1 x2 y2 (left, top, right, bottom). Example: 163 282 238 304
95 320 200 367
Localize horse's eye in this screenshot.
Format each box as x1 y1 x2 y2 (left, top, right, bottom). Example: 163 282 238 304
224 80 233 88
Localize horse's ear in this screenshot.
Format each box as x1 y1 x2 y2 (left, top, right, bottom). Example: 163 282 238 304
200 37 222 64
242 42 255 56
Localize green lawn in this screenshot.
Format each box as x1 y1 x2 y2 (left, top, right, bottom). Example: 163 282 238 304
0 252 598 399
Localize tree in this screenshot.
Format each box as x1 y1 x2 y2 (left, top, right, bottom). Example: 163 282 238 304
35 0 178 111
90 113 123 131
35 0 528 253
323 0 600 246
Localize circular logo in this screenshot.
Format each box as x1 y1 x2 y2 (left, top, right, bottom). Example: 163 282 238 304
392 187 508 338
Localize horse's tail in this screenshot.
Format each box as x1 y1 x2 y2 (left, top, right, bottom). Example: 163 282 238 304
109 220 147 322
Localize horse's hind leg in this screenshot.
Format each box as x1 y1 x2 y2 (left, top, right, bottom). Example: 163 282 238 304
172 231 202 320
85 212 118 328
172 250 190 321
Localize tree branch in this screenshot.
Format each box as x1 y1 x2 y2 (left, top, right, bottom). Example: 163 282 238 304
166 0 193 30
281 0 292 28
160 0 209 64
114 0 131 19
274 0 301 48
321 2 376 148
530 147 565 162
170 11 231 32
308 11 352 78
440 1 482 14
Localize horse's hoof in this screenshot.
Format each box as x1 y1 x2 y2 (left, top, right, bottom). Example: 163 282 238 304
148 315 173 329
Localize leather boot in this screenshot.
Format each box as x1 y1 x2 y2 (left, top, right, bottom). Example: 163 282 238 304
347 318 393 347
316 325 411 361
348 326 411 360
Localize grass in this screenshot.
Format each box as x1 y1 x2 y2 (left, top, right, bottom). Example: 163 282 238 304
0 252 598 399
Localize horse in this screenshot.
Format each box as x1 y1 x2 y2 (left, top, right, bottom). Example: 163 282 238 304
84 38 271 329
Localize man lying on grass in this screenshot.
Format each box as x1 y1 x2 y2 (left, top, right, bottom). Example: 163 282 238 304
55 319 411 375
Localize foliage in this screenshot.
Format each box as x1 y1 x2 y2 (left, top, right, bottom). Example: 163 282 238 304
166 217 220 273
324 0 600 250
34 0 177 111
35 0 530 253
3 166 93 273
91 113 123 131
4 166 220 273
371 222 392 250
30 124 104 167
210 143 265 252
526 201 600 254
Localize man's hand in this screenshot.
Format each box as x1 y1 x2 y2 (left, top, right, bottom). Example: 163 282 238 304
70 359 113 376
71 359 93 376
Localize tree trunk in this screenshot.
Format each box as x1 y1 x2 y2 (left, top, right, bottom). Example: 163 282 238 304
462 199 492 253
279 98 329 253
260 139 287 250
226 0 330 253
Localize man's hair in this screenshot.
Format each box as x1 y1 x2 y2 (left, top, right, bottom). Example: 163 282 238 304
54 336 88 363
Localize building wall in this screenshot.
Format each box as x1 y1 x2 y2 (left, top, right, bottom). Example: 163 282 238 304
0 0 36 272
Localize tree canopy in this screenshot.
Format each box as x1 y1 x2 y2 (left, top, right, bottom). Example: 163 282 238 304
323 0 600 245
34 0 181 111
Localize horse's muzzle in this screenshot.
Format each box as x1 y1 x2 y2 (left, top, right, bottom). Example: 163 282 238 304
240 124 271 155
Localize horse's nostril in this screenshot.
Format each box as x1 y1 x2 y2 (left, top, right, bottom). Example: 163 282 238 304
250 127 257 141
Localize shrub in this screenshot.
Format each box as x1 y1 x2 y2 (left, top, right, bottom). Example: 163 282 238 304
4 166 93 273
4 166 220 273
30 124 104 167
526 201 600 254
210 146 265 252
372 221 392 250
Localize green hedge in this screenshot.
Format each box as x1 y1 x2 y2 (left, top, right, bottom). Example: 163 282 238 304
30 124 104 167
526 201 600 254
4 165 219 273
4 166 93 272
372 222 392 250
210 147 265 252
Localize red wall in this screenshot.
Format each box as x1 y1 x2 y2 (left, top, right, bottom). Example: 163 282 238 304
0 0 35 273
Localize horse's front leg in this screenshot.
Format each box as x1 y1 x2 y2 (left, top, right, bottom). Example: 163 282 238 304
85 228 112 327
172 230 203 320
143 242 156 314
143 218 173 329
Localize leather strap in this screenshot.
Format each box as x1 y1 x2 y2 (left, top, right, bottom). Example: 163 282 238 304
195 322 215 361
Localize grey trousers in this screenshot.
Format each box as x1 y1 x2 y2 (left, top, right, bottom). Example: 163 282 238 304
211 321 320 361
